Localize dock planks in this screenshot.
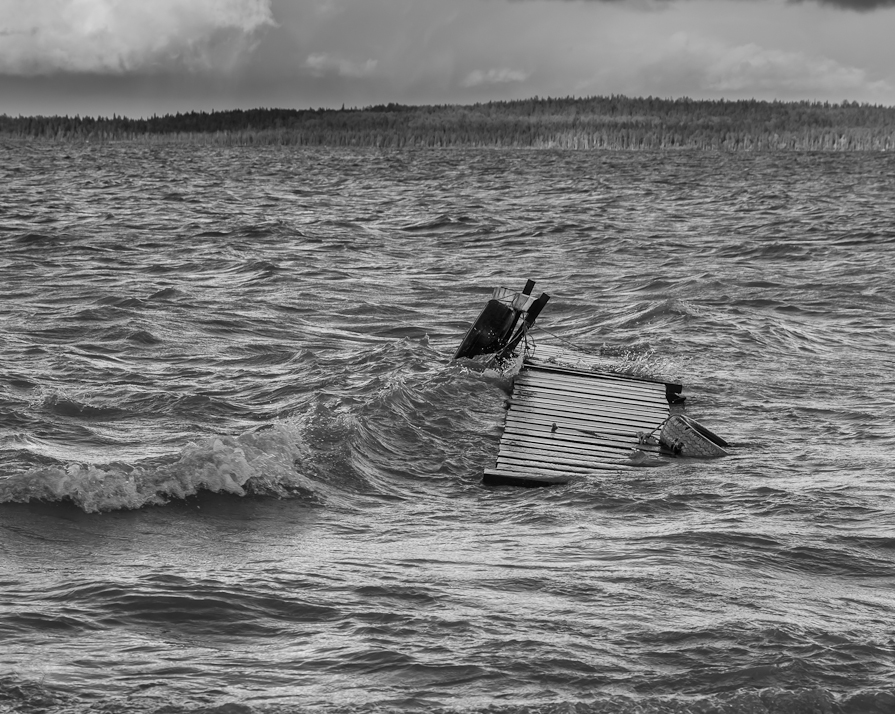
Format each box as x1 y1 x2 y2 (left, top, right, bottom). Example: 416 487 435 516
483 354 677 487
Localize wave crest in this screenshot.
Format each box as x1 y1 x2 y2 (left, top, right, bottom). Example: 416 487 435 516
0 421 321 513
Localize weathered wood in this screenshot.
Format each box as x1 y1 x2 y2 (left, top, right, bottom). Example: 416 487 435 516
514 376 666 400
498 439 632 462
510 391 669 420
497 453 634 472
501 429 653 461
514 381 666 404
518 369 667 400
514 378 668 407
525 360 680 391
516 374 668 403
509 403 665 431
502 420 655 451
525 293 551 325
475 318 683 485
510 397 667 427
500 438 633 462
499 444 635 469
503 411 652 440
502 425 661 454
514 389 667 417
502 426 638 447
495 456 593 474
483 468 575 487
525 358 667 384
525 361 687 405
524 365 667 393
502 423 644 449
526 359 681 392
513 383 667 413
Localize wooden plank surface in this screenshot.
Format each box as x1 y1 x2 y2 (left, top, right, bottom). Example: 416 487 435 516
515 377 668 407
498 444 634 469
503 411 657 441
486 345 675 485
525 364 671 392
514 374 668 402
499 439 633 462
504 423 661 453
502 423 661 454
510 397 667 426
513 385 668 414
496 454 634 473
501 428 657 456
511 390 670 419
509 403 665 432
483 468 577 487
525 344 680 385
517 370 668 401
524 359 680 392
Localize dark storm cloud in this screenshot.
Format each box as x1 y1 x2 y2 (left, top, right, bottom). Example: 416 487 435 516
806 0 895 9
522 0 895 9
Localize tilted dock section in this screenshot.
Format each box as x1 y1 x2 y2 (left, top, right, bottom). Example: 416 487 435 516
454 280 728 488
483 343 684 486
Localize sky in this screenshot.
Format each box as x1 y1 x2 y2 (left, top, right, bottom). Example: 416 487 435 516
1 0 894 118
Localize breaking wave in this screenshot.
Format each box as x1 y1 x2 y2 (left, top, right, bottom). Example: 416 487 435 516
0 419 336 513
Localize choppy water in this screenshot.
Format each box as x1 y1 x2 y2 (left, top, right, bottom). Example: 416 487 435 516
1 143 894 713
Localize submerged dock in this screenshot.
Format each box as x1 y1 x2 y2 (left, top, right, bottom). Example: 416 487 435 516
455 281 728 488
483 343 684 486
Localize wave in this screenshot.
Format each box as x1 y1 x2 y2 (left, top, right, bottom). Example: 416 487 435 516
39 392 131 420
222 259 281 281
0 674 891 714
400 213 477 232
147 286 186 300
599 298 698 332
0 419 330 513
0 355 499 512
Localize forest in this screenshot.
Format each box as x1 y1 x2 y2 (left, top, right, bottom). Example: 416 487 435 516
2 95 894 150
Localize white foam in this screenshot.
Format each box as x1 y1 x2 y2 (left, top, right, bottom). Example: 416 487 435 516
0 420 318 513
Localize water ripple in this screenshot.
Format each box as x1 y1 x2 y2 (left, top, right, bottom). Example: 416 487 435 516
0 144 893 712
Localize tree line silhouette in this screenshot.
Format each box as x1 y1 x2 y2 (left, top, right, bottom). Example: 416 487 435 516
2 96 894 150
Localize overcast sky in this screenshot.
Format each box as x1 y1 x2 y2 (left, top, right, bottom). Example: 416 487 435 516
1 0 894 117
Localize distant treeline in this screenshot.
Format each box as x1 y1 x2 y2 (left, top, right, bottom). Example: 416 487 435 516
2 96 895 150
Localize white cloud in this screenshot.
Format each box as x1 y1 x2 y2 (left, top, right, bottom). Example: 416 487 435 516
641 31 894 100
0 0 275 75
304 53 378 78
705 41 889 95
460 68 530 88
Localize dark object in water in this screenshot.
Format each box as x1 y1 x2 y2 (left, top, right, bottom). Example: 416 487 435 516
454 280 550 362
659 414 729 457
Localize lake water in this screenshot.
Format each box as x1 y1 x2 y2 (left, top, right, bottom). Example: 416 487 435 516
1 143 894 713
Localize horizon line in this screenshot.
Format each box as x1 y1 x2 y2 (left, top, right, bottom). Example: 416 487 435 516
3 94 894 121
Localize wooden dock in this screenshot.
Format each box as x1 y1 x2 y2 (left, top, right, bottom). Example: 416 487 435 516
483 343 685 487
452 280 727 487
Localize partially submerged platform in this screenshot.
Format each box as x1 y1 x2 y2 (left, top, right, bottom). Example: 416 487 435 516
484 343 683 486
455 281 729 488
